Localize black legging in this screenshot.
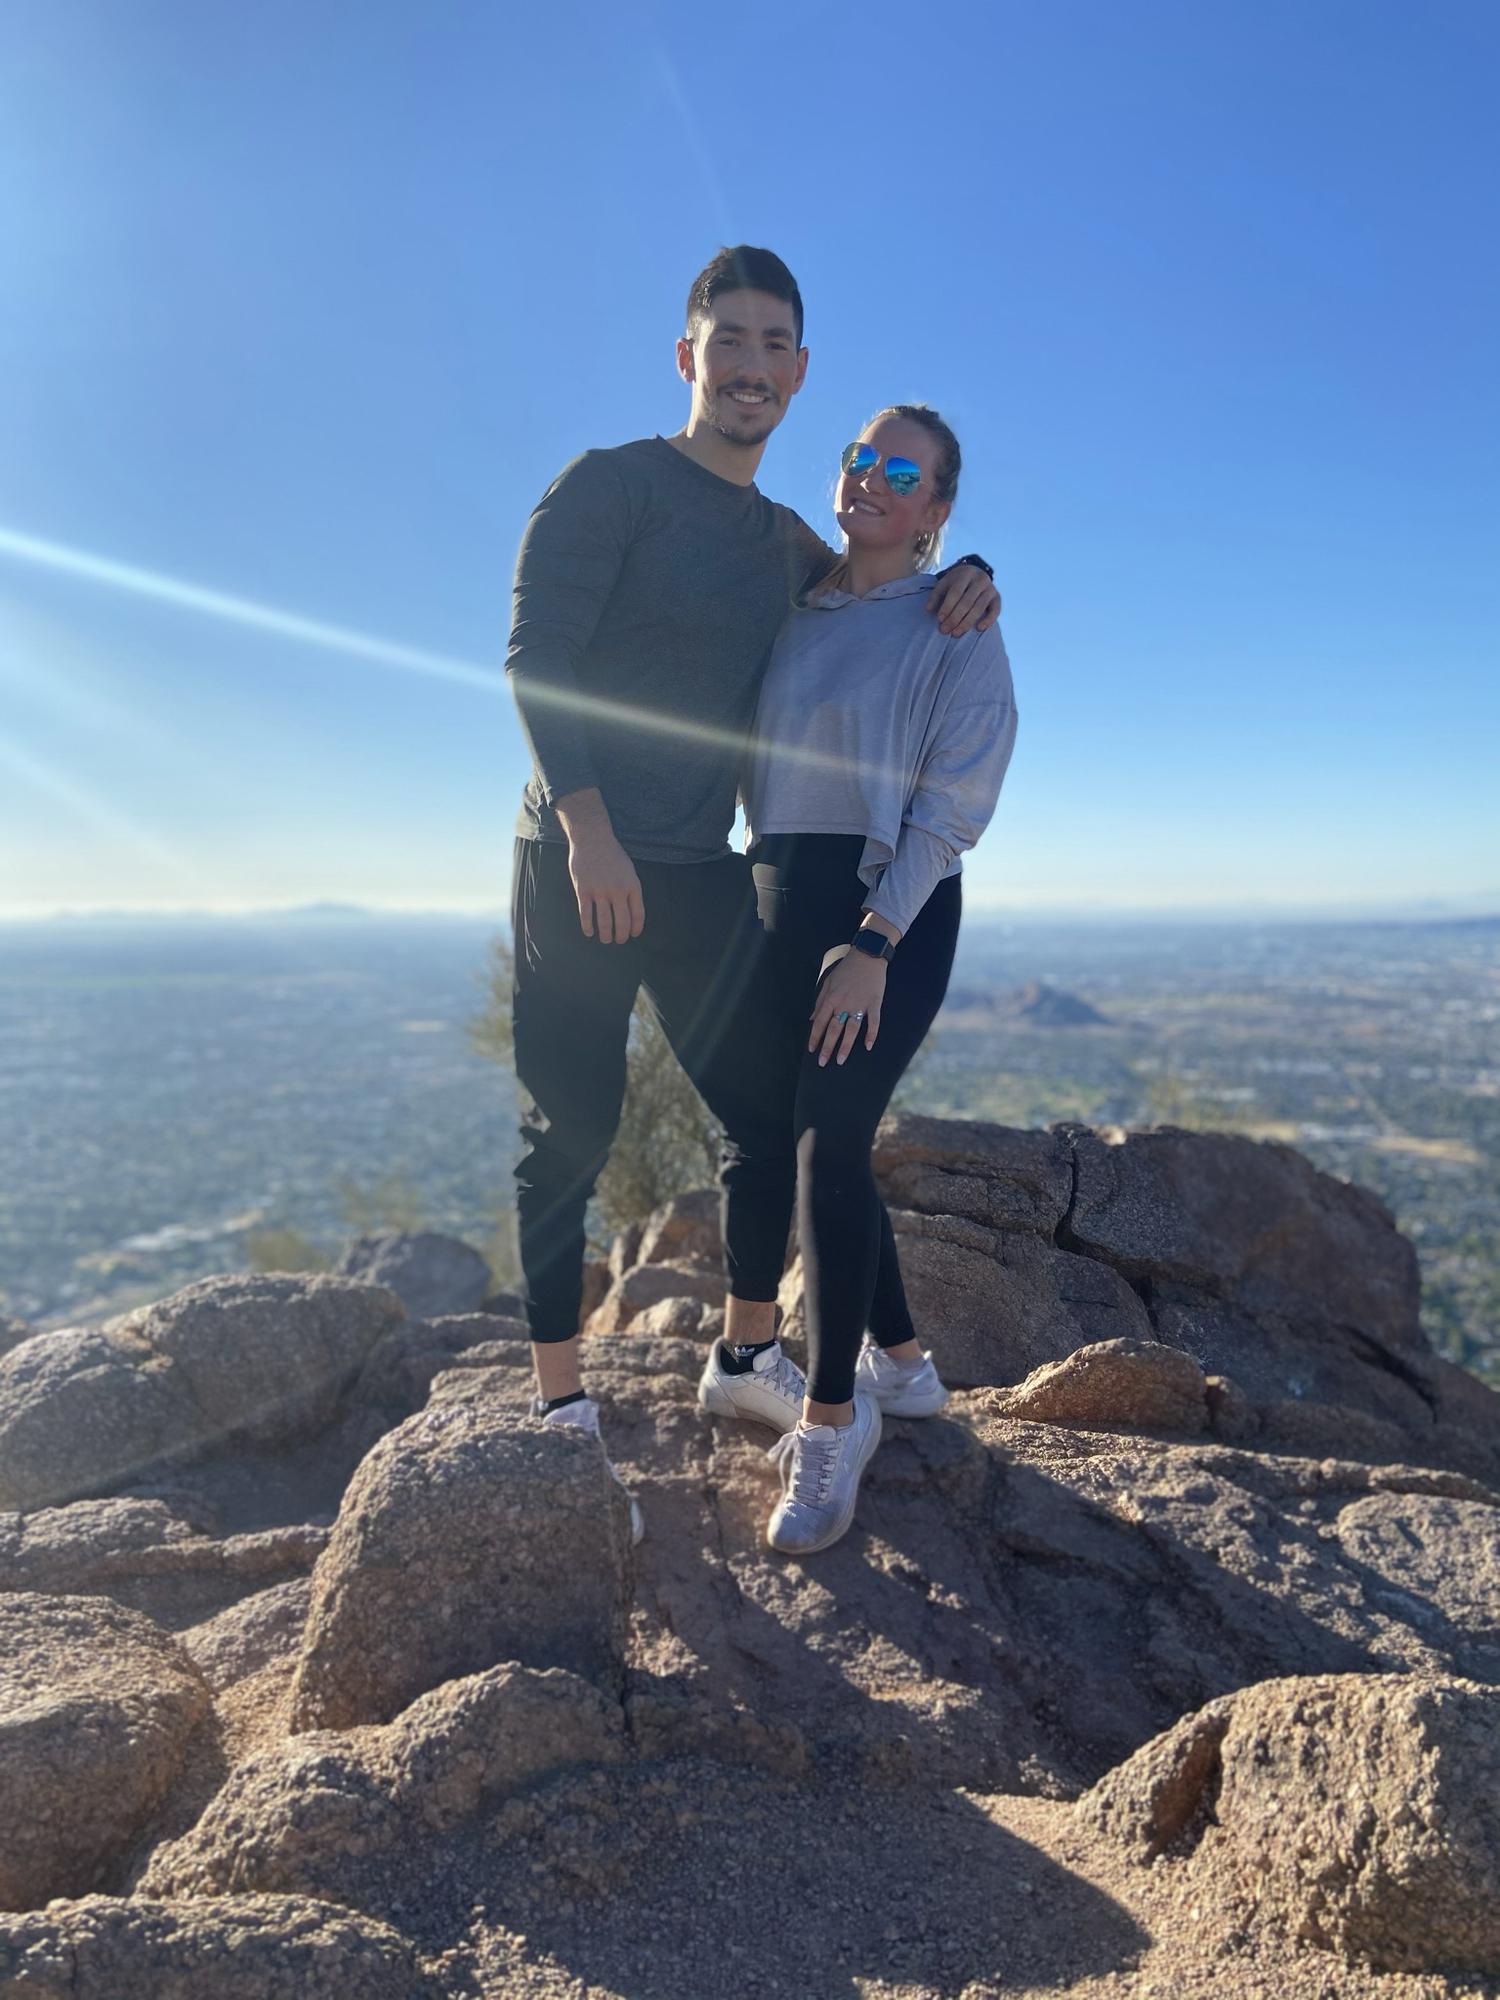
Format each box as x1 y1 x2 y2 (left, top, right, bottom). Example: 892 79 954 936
748 833 961 1404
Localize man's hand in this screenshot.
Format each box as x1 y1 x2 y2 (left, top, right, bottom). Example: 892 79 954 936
567 833 644 942
929 562 1001 637
555 789 645 942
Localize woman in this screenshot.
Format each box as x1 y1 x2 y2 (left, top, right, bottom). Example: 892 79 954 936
698 405 1018 1554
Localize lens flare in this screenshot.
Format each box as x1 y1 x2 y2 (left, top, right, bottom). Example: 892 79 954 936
0 525 496 692
0 524 899 779
0 734 197 878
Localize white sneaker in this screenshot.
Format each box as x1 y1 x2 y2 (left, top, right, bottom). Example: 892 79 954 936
855 1339 950 1417
697 1339 805 1435
536 1395 645 1545
765 1392 882 1556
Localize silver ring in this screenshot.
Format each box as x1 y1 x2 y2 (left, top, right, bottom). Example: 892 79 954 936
853 1011 866 1022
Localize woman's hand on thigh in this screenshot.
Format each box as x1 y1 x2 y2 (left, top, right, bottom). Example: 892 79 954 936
810 955 887 1066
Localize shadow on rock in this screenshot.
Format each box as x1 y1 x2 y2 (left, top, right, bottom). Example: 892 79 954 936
456 1763 1149 1999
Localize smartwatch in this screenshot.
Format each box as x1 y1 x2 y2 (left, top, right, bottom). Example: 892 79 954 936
851 928 895 962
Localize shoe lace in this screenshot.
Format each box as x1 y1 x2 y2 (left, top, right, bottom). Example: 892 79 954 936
763 1349 806 1407
768 1426 841 1506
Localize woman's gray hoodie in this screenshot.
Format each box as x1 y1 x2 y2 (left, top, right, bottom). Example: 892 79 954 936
742 571 1018 936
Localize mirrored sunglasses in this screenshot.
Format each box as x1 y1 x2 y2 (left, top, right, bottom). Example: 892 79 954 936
841 441 923 496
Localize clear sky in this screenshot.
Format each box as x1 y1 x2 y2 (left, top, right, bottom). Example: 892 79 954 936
1 0 1496 920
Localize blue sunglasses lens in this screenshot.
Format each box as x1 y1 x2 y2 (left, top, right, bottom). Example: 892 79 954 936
840 441 922 495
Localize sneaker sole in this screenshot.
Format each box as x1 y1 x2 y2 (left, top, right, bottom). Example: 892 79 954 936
869 1382 950 1418
697 1375 800 1434
766 1402 884 1556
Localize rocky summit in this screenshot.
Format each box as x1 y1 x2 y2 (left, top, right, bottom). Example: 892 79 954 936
1 1113 1497 1999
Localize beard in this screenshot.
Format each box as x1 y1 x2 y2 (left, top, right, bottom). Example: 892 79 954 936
708 384 780 449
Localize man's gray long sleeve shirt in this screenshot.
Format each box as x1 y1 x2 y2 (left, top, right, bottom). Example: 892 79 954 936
505 436 836 864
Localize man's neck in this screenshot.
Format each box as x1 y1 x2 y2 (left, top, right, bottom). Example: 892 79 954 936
667 418 768 488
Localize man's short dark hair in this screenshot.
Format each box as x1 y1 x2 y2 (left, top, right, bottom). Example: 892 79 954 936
685 245 804 348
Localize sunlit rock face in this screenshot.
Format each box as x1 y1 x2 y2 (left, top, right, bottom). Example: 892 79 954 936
0 1592 211 1910
287 1398 632 1732
1 1114 1497 1991
0 1275 405 1512
1082 1673 1500 1974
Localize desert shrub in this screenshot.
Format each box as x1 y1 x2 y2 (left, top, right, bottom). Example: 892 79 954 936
471 935 720 1243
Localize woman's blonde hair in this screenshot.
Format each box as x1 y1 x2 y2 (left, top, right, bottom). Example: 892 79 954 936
867 403 962 570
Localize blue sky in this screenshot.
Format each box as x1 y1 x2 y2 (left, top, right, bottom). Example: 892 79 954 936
1 0 1496 919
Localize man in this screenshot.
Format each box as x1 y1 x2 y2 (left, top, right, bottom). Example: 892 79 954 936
505 246 997 1537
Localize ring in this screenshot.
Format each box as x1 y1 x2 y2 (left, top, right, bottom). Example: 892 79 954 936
853 1011 866 1022
836 1011 851 1024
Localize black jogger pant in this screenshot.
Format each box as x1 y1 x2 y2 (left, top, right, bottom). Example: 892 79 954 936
510 837 796 1342
746 833 961 1405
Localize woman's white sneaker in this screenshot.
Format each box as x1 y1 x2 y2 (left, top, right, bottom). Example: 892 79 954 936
854 1339 950 1417
765 1391 882 1555
535 1394 645 1545
697 1339 805 1435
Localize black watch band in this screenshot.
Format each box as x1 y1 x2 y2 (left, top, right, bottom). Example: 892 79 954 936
953 552 995 581
852 928 895 962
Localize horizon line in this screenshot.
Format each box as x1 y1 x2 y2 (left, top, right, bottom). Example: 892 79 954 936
2 896 1497 928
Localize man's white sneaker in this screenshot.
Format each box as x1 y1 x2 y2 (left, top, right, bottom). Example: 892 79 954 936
765 1391 882 1556
855 1339 950 1418
697 1339 805 1435
536 1395 645 1545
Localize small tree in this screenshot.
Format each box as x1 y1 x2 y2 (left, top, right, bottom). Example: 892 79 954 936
471 935 720 1245
474 1208 522 1294
1140 1064 1223 1132
595 997 722 1237
469 934 516 1069
245 1224 331 1275
335 1170 431 1234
